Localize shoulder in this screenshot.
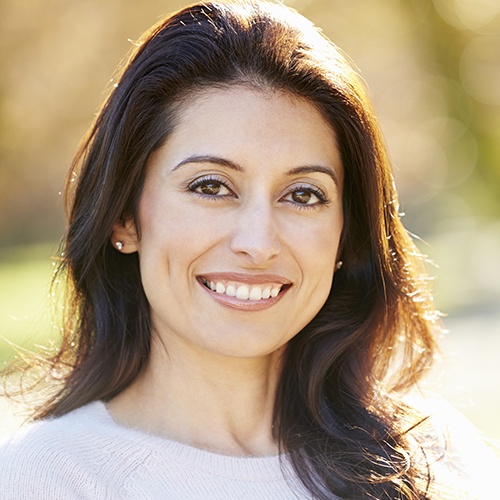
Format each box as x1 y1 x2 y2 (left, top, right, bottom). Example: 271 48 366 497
0 401 133 498
406 393 499 499
0 401 109 460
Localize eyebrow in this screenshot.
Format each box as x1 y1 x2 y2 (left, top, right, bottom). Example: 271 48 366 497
172 155 340 187
172 155 243 172
286 165 339 188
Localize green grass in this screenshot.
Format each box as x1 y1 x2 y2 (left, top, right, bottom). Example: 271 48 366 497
0 244 59 366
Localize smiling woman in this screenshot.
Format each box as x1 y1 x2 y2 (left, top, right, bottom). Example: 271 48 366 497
0 1 495 499
111 87 343 361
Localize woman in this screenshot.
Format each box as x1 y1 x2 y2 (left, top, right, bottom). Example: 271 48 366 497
0 1 494 498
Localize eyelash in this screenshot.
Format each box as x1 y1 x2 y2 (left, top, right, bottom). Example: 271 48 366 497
282 184 330 210
186 176 330 210
187 175 235 200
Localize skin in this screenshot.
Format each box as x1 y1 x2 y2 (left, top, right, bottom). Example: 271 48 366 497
109 86 344 456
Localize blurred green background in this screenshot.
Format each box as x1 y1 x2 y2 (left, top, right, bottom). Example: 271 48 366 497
1 0 499 442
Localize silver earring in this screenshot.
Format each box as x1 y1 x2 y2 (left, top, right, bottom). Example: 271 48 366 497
335 260 343 270
115 241 124 250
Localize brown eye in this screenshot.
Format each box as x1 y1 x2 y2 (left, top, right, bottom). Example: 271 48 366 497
199 182 222 195
188 176 234 198
291 189 312 204
281 185 329 209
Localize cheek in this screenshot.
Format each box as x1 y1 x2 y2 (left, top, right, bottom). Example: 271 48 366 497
286 211 342 262
137 193 225 277
139 191 196 247
290 214 342 297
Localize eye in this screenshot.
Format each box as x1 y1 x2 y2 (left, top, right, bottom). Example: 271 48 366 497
281 185 329 208
290 189 314 204
196 181 228 196
187 175 235 199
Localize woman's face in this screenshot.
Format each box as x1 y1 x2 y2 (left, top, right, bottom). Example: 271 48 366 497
116 86 344 360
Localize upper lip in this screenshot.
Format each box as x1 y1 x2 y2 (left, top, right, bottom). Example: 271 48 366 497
197 272 292 285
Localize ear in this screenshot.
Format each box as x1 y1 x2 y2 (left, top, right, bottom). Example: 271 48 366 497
111 219 139 254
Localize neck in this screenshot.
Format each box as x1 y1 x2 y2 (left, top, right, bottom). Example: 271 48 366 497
108 338 285 457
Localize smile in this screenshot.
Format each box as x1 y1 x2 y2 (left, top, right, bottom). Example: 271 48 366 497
200 277 284 301
197 272 292 309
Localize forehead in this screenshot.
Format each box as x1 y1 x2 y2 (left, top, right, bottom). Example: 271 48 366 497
155 85 343 182
177 84 332 133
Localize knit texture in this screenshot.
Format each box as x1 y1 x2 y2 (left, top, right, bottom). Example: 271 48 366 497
0 402 313 499
0 398 497 499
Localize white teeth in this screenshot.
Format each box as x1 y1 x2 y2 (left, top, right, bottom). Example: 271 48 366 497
201 278 285 301
236 285 250 300
249 287 262 300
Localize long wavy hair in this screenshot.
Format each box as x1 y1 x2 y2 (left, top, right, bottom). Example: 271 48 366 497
18 1 442 498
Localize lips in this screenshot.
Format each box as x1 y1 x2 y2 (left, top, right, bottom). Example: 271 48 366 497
197 272 291 305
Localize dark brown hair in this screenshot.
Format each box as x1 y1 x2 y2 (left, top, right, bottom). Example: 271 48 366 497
22 1 441 497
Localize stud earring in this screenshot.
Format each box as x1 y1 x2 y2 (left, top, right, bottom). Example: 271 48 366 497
335 260 343 270
115 241 124 250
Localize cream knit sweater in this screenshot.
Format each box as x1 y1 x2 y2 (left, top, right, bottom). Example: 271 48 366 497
0 399 497 499
0 402 313 499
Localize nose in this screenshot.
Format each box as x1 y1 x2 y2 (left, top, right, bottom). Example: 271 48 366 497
229 202 282 265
